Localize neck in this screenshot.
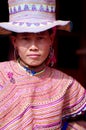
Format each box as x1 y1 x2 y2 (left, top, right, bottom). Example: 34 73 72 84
18 58 46 75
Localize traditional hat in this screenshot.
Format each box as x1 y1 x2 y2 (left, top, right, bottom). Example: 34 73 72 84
0 0 72 34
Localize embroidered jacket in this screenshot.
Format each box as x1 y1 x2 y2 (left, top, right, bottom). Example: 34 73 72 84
0 61 86 130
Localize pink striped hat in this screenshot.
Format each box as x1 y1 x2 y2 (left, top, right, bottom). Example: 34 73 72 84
0 0 72 34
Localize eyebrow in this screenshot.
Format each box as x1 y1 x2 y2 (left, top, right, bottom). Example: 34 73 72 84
20 32 47 36
21 31 46 36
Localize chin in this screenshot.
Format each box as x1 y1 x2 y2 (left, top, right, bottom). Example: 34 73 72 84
27 63 41 67
26 60 45 67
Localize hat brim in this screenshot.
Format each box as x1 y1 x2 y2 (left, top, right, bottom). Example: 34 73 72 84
0 20 72 35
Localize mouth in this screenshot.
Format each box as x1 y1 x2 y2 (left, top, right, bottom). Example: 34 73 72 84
27 54 40 59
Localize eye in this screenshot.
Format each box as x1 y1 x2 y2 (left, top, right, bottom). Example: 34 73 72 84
37 36 45 40
22 37 30 40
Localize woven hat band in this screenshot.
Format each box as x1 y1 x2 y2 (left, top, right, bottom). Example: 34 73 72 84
9 11 56 22
9 0 56 22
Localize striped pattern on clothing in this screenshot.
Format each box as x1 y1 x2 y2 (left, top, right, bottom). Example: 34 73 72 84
0 61 86 130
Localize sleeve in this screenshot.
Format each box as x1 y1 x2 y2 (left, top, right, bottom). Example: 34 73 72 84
67 121 86 130
62 78 86 119
62 79 86 130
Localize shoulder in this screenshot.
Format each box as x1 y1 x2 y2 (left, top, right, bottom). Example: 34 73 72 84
0 60 15 78
51 67 73 82
0 60 14 68
47 67 75 95
0 60 9 66
50 67 85 92
0 60 16 86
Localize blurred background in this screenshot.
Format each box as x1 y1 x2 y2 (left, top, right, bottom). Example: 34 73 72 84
0 0 86 88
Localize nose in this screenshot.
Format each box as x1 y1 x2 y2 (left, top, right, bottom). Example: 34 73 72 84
29 40 38 51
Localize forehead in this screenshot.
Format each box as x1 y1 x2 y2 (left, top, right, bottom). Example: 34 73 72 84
17 30 49 36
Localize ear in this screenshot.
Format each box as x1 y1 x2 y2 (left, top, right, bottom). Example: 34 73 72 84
10 35 17 48
50 33 55 45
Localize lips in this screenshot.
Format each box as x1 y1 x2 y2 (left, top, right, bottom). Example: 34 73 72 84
27 54 40 58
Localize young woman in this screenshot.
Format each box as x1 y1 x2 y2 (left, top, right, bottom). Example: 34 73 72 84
0 0 85 129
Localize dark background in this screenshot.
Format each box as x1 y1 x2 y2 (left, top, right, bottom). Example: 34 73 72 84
0 0 86 88
56 0 86 88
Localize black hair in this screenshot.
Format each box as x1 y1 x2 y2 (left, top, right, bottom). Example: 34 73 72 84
11 32 17 36
48 28 53 35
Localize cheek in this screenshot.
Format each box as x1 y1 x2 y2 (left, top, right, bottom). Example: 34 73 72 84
41 45 50 57
17 46 26 57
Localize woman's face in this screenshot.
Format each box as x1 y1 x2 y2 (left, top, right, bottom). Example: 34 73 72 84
11 30 53 67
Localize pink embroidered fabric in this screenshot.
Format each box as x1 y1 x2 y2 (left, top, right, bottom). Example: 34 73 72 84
0 61 86 129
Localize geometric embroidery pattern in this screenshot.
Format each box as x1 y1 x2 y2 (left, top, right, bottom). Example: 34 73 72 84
12 21 54 27
9 4 55 14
